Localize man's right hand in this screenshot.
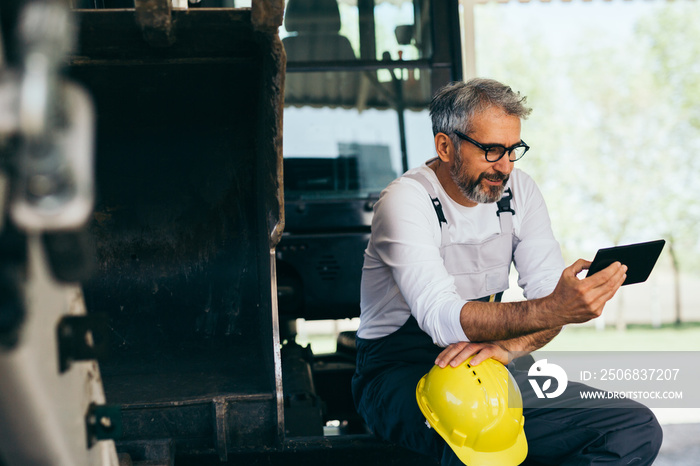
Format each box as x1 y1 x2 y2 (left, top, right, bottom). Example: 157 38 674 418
545 259 627 326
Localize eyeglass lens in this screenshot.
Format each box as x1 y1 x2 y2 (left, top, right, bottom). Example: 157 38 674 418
486 146 527 162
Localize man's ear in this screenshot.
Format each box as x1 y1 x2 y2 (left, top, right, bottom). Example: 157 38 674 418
434 132 454 163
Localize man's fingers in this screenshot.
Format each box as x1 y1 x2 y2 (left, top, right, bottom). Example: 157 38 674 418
569 259 625 284
469 348 491 366
582 263 627 316
581 261 625 291
435 342 469 368
447 347 475 367
470 345 510 366
436 342 511 368
568 259 592 276
618 267 628 287
591 263 627 292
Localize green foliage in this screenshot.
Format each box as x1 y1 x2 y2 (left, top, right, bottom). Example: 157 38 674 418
475 1 700 270
636 4 700 130
545 322 700 351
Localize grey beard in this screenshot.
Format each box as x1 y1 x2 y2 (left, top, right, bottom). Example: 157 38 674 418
450 153 508 204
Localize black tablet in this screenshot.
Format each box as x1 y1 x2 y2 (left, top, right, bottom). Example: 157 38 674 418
586 239 666 286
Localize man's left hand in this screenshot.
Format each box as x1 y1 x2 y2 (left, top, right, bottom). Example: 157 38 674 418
435 341 510 368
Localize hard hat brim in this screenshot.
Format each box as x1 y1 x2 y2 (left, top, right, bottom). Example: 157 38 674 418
453 427 528 466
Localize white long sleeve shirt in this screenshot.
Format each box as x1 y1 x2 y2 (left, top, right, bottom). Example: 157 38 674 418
357 164 565 347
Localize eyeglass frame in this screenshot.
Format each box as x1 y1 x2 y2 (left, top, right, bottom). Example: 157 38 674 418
453 130 530 163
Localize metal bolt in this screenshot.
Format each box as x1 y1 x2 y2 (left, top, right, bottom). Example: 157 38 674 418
28 174 55 197
100 416 112 430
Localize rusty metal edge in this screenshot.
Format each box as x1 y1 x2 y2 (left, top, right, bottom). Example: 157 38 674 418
251 0 284 34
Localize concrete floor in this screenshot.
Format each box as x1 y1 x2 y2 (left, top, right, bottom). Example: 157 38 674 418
654 423 700 465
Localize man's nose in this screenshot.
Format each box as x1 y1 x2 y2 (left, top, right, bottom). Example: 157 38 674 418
493 154 514 174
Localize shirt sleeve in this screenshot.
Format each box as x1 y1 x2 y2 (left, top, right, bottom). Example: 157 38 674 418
368 178 469 347
511 172 566 299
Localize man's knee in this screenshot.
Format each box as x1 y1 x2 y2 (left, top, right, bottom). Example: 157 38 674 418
522 403 663 465
611 406 663 464
634 408 663 460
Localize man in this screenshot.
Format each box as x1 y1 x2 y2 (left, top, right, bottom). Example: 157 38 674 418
351 78 662 465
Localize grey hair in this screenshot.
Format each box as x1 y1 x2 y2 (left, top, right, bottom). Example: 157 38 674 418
429 78 532 151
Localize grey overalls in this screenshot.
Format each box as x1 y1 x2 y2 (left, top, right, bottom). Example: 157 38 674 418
352 170 515 463
408 172 516 301
351 171 662 466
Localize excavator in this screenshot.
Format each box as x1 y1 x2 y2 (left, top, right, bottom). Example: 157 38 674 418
0 0 461 464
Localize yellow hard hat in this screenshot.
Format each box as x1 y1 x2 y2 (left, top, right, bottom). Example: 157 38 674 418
415 356 527 466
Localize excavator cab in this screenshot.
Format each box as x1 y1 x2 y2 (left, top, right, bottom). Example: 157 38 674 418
275 0 462 448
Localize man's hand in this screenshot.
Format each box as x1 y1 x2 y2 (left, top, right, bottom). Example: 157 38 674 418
435 341 510 368
545 259 627 326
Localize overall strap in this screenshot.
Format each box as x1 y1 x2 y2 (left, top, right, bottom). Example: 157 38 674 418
474 291 504 303
403 172 447 226
406 171 516 237
403 172 450 247
496 187 515 235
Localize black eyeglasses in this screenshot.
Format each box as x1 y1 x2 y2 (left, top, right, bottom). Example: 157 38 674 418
453 130 529 163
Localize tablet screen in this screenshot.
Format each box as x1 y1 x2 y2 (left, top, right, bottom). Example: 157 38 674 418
586 239 665 286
